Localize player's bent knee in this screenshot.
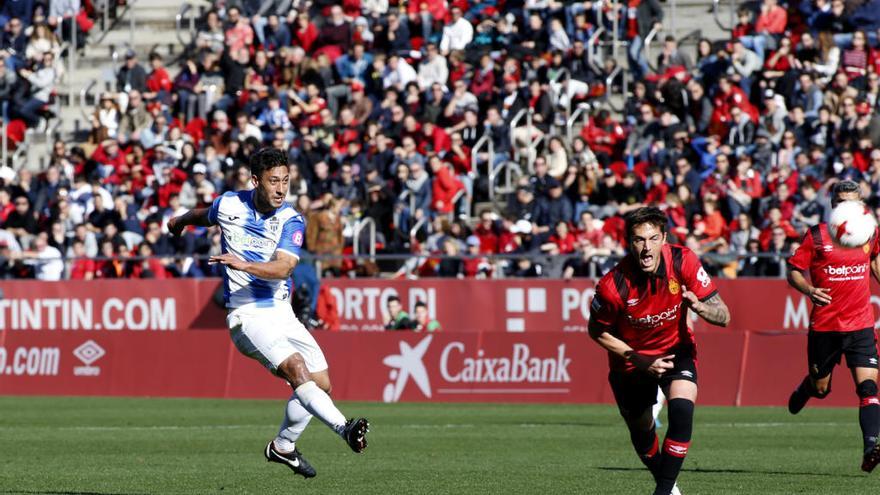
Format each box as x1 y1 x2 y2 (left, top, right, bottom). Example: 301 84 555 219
277 353 312 387
857 379 878 398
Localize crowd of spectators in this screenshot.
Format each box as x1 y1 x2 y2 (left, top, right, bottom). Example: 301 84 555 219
2 0 880 280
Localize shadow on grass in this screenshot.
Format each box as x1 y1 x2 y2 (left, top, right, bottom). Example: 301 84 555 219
597 466 864 479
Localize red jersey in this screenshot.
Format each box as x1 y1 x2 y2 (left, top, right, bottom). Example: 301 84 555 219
787 224 880 332
590 244 718 372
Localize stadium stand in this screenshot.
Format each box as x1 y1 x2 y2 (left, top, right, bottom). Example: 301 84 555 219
0 0 879 281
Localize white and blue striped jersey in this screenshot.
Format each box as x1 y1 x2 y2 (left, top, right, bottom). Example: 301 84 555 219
208 190 306 309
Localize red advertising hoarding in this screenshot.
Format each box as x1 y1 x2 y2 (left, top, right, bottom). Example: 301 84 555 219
0 278 874 407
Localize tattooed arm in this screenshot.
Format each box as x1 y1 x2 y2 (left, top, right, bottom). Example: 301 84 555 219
682 291 730 327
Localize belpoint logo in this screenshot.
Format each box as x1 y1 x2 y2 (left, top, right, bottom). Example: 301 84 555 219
824 264 868 277
382 336 433 403
626 304 680 328
73 340 105 376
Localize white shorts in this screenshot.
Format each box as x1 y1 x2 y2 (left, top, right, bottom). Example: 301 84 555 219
226 303 328 374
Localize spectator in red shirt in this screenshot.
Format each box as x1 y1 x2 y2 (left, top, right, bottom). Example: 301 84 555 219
293 11 318 53
474 210 500 254
644 167 669 204
129 243 168 279
145 52 172 104
429 157 464 214
542 221 577 255
576 211 605 248
759 205 798 250
68 239 95 280
739 0 787 61
462 235 492 278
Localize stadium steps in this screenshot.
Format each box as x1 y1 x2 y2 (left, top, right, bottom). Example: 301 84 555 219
56 0 211 140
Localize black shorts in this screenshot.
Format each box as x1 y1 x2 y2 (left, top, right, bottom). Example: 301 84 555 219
608 352 697 420
808 328 879 379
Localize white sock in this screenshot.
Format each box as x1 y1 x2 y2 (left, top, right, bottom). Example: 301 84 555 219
274 394 312 452
653 387 665 422
295 381 346 435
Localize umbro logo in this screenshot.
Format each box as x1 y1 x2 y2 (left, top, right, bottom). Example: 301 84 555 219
626 298 640 306
679 370 693 378
871 358 878 365
823 245 833 252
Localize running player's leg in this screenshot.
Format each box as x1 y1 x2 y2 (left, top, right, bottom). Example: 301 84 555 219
279 307 369 453
853 366 880 471
654 379 696 495
842 328 880 470
789 331 840 414
609 372 662 479
274 392 312 452
276 355 346 433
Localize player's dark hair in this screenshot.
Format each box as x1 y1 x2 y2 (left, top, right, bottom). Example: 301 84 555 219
624 207 668 240
249 147 287 178
388 296 401 304
414 300 427 309
831 179 860 206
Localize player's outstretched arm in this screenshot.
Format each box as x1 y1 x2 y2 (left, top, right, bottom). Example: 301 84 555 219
682 291 730 327
167 208 213 236
210 250 298 280
787 268 832 306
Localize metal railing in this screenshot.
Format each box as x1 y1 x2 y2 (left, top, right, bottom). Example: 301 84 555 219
79 79 99 122
352 217 377 262
176 3 199 47
586 25 606 73
409 216 428 239
508 108 528 163
712 0 737 32
26 251 795 281
610 0 622 60
604 66 628 113
488 160 523 201
526 133 546 174
447 188 466 221
643 25 662 74
471 134 493 177
566 103 592 143
1 105 7 167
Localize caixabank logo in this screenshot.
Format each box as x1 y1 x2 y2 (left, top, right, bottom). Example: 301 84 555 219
73 340 105 376
381 335 572 402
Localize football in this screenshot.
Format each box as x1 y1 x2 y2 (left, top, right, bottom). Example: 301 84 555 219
829 200 877 248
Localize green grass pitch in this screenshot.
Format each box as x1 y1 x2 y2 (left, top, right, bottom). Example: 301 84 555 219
0 397 876 494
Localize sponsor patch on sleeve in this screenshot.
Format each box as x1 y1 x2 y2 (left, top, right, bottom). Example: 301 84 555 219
292 231 303 247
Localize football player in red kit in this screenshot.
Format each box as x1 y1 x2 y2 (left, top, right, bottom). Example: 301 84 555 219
786 179 880 472
589 207 730 495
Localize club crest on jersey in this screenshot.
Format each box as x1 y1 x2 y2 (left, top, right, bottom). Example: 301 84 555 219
864 243 871 254
268 217 280 232
668 279 680 295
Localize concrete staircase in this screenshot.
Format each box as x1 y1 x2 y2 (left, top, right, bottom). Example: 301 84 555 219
31 0 730 171
54 0 210 143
